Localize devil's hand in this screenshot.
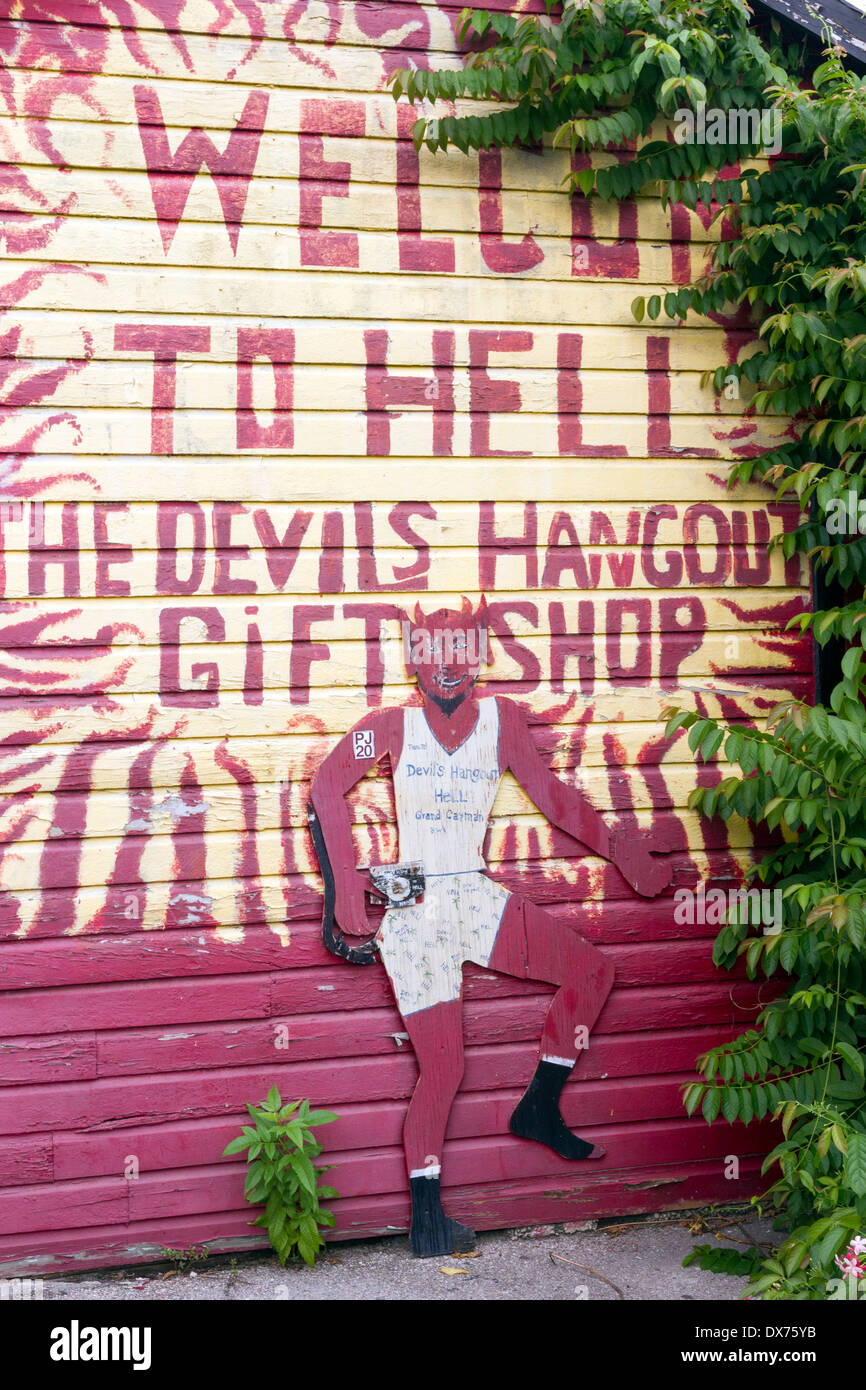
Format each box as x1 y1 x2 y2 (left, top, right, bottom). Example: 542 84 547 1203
334 868 373 935
611 827 673 899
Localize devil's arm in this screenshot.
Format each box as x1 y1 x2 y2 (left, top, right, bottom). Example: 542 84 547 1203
496 697 674 899
309 708 403 929
496 696 613 858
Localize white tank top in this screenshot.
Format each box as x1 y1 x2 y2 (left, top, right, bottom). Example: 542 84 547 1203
393 699 502 874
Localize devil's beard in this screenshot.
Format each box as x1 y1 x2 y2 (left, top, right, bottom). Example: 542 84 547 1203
416 675 477 717
427 690 465 717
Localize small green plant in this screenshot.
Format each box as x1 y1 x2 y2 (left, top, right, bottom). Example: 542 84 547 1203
223 1088 338 1267
159 1243 209 1273
684 1242 768 1280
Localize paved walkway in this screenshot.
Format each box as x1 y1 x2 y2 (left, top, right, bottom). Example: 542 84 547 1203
42 1210 778 1302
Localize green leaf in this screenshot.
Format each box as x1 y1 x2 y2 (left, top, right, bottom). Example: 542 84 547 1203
702 1088 721 1123
837 1042 865 1077
222 1135 252 1156
684 1083 704 1116
845 1133 866 1196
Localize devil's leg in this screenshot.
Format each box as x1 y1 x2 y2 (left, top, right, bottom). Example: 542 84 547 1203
487 895 615 1160
402 998 476 1257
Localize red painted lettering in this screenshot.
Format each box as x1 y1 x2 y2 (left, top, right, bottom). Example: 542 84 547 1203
479 149 544 273
299 98 365 267
94 503 132 597
236 328 294 449
479 501 539 589
396 105 455 272
469 330 532 456
114 324 211 455
364 329 455 456
134 86 269 253
159 606 225 707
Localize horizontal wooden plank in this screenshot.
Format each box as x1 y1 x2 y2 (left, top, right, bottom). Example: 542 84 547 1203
0 972 273 1041
5 217 710 289
3 165 721 243
0 848 760 948
37 1069 718 1186
0 1033 97 1084
89 969 746 1079
6 1010 729 1092
0 817 769 932
4 406 790 460
0 635 806 703
0 764 795 857
0 1112 774 1235
0 1135 53 1188
0 598 805 654
0 713 788 787
0 676 806 732
51 1026 739 1175
0 21 466 89
0 555 806 601
0 974 765 1062
0 455 787 503
5 361 752 415
130 1123 774 1223
0 606 805 650
0 1175 128 1235
8 0 543 40
0 864 770 950
0 832 774 939
0 1156 768 1274
1 313 756 372
0 259 752 327
0 501 799 546
2 2 614 63
0 81 770 170
0 679 810 748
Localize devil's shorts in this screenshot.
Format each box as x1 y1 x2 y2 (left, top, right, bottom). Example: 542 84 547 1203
377 870 511 1015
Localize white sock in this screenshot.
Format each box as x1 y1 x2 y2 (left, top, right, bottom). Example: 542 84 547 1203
410 1163 441 1179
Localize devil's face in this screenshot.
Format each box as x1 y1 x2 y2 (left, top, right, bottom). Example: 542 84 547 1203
406 605 487 709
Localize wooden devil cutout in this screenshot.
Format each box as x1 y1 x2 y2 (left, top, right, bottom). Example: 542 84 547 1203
308 597 672 1256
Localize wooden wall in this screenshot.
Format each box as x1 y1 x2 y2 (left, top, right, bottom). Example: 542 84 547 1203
0 0 808 1274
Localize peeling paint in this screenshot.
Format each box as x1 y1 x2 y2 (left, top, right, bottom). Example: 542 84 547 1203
126 794 211 835
166 891 215 927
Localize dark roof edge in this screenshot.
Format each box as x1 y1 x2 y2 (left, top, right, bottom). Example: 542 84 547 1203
755 0 866 64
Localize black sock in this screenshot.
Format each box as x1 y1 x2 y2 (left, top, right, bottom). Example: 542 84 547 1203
509 1059 602 1160
409 1175 476 1258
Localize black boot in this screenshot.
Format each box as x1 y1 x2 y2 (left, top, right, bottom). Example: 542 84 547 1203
409 1175 476 1258
509 1059 606 1161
